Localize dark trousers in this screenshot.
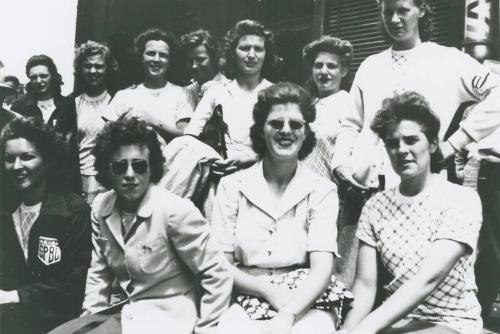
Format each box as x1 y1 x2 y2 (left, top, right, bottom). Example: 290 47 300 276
475 161 500 317
0 303 62 334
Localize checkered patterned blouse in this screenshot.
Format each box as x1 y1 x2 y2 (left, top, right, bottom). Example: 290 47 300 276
357 177 483 334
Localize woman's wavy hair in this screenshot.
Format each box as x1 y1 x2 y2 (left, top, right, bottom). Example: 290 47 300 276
93 118 165 189
371 91 442 173
302 36 354 96
73 40 119 95
180 29 221 79
377 0 432 43
0 117 71 206
133 28 181 83
250 82 316 160
25 54 63 96
224 19 277 80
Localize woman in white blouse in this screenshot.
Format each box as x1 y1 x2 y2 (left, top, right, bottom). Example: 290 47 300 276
213 83 351 334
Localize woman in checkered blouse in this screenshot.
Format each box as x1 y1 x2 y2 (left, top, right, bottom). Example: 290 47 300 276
338 92 483 334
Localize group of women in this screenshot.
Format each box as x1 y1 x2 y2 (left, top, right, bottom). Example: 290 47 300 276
0 15 485 334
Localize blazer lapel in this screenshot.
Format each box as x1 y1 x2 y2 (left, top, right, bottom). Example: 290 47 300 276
275 163 316 218
239 162 277 219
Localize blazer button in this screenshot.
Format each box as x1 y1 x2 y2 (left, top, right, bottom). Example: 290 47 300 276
267 251 272 256
267 271 273 276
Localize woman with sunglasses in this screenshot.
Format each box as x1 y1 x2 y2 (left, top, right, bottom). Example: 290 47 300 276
0 117 91 334
184 19 276 176
213 83 351 334
51 118 231 334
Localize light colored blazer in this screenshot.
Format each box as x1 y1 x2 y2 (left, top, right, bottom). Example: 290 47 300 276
82 185 232 334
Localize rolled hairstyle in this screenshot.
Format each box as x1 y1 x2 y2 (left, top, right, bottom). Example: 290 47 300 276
0 117 71 206
25 54 63 96
370 91 442 173
180 29 221 76
73 40 119 95
93 118 165 189
223 19 277 80
250 82 316 160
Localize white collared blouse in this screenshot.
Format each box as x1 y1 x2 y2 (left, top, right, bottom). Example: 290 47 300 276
212 161 339 269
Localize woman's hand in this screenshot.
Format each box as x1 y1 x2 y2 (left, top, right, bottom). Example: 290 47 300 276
260 311 294 334
262 283 293 311
119 107 157 125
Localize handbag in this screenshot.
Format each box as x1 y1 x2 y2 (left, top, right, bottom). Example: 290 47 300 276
198 104 228 159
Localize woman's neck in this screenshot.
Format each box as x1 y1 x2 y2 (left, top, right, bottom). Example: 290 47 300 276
263 158 298 198
116 197 141 214
84 85 106 98
144 77 168 89
399 171 433 196
236 74 261 91
22 181 46 206
318 87 340 99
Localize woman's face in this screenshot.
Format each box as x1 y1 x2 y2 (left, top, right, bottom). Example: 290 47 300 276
142 40 170 81
384 119 436 181
28 65 52 99
263 103 307 162
4 138 47 194
312 51 347 97
109 144 151 207
81 53 107 93
235 34 266 77
187 44 216 85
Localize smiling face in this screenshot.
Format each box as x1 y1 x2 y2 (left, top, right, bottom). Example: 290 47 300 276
187 44 216 85
142 40 170 82
235 34 266 78
384 119 436 183
28 65 52 99
312 51 347 98
81 53 107 94
109 144 151 210
381 0 424 50
4 138 47 195
263 103 306 162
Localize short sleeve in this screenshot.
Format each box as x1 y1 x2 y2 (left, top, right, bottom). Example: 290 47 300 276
434 188 482 254
306 183 339 256
174 87 194 123
356 198 378 247
101 90 126 122
210 176 239 252
184 84 224 136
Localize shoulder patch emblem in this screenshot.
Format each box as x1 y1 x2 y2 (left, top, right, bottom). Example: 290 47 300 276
38 236 61 265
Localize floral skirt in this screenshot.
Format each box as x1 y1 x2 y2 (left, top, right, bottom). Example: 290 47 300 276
235 268 354 321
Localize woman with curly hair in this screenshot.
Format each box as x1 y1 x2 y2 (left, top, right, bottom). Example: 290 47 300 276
184 19 277 176
338 92 483 334
73 41 119 204
51 118 232 334
214 83 352 334
102 28 193 144
0 117 91 334
301 36 355 180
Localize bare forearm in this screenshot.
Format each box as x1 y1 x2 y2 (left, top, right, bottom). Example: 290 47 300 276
341 279 376 330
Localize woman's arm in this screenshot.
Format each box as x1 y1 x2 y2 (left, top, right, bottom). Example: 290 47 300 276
340 241 378 331
346 239 466 334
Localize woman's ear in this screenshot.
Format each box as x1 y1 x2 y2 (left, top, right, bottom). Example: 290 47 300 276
418 3 426 18
429 138 438 154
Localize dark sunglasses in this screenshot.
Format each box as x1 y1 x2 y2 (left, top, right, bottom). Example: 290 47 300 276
110 160 149 175
267 119 305 131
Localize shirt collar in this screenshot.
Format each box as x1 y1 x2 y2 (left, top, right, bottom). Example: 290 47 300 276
99 185 154 219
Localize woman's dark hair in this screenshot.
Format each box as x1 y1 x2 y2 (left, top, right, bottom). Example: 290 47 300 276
73 40 119 95
25 54 63 96
180 29 220 75
224 19 277 80
0 117 71 205
378 0 432 43
133 28 180 83
250 82 316 160
371 91 442 172
93 118 165 189
302 36 354 96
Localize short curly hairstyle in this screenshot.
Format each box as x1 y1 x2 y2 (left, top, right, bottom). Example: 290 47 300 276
73 40 119 95
371 91 442 173
133 28 179 82
224 20 277 80
0 117 71 205
377 0 432 43
250 82 316 160
93 119 165 189
25 54 63 96
180 29 220 73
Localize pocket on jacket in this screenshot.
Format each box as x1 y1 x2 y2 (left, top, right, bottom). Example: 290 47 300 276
137 237 171 274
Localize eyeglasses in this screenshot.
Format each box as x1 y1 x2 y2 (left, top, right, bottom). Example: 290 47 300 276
110 160 149 175
266 119 305 131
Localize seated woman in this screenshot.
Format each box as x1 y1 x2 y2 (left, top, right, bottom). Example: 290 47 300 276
213 82 352 334
338 92 483 334
51 118 232 334
0 117 92 333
